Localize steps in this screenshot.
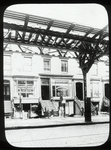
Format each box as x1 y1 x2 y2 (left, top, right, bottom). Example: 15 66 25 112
40 100 59 117
4 101 12 118
75 96 84 115
74 96 96 115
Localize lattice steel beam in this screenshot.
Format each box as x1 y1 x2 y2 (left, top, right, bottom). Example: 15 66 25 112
4 22 108 45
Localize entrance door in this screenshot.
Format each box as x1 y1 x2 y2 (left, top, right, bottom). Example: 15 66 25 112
4 80 10 100
41 86 49 100
105 83 109 99
41 78 50 100
76 82 83 100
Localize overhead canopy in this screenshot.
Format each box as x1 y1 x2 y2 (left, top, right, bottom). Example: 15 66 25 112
3 10 109 57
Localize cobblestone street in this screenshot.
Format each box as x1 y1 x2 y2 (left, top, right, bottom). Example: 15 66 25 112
5 123 109 147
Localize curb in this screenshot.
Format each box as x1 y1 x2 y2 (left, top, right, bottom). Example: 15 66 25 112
5 121 109 130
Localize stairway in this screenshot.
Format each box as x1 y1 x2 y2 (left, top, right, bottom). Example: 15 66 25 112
74 96 84 115
74 96 96 115
101 96 110 112
103 96 110 107
4 100 12 118
40 100 58 117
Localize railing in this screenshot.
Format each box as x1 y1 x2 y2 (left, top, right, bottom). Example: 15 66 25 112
75 96 84 108
74 96 84 115
75 96 96 115
103 96 110 107
40 100 59 117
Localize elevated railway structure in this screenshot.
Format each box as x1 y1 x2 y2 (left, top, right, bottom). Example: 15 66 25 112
3 10 109 121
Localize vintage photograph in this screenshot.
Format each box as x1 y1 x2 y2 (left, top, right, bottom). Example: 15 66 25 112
3 4 109 147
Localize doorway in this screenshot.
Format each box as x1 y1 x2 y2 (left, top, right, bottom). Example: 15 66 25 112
41 78 50 100
105 83 109 99
76 82 83 100
23 104 30 112
4 80 10 101
41 85 49 100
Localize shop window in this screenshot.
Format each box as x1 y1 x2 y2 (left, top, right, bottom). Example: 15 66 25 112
24 57 32 71
52 79 72 97
44 59 50 71
14 80 35 98
61 60 68 73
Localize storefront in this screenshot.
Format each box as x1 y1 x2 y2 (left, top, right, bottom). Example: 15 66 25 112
40 75 75 116
12 76 39 114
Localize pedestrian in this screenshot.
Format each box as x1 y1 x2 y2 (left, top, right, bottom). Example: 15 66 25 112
38 99 42 118
95 104 99 115
19 92 23 118
81 107 84 116
59 93 64 116
11 97 14 118
62 99 66 117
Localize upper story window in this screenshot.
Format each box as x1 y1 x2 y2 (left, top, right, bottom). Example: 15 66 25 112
91 82 100 98
23 57 32 72
91 63 98 76
4 55 11 70
44 59 50 71
61 60 68 73
105 64 109 76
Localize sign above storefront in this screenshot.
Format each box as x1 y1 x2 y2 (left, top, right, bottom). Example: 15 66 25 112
52 79 69 84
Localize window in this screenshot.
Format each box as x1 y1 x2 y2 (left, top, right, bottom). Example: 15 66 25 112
61 60 68 73
91 63 98 75
4 55 11 70
92 82 99 98
44 59 50 71
105 64 109 76
24 57 32 71
14 80 35 98
52 79 72 97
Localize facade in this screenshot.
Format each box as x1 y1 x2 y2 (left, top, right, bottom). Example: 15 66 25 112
4 49 109 116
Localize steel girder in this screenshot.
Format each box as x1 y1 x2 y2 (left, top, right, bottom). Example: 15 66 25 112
4 10 108 58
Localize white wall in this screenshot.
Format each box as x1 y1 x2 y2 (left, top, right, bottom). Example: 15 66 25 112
7 52 109 79
51 57 60 74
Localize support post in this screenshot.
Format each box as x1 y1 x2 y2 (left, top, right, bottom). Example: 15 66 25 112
83 72 91 122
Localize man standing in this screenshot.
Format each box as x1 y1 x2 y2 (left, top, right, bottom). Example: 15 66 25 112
59 93 64 116
38 98 42 118
11 97 14 118
19 92 23 118
62 99 66 117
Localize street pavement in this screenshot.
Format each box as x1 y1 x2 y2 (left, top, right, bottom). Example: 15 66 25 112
5 113 110 130
5 123 109 147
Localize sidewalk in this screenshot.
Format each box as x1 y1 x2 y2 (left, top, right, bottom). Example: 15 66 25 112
5 113 110 130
